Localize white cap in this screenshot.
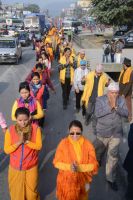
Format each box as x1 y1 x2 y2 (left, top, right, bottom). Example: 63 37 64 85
96 64 103 73
63 41 67 45
108 82 119 91
80 49 85 54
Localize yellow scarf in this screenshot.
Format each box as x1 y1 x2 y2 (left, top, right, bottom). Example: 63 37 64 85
59 56 74 84
119 66 132 84
82 71 108 107
15 123 32 141
68 136 84 163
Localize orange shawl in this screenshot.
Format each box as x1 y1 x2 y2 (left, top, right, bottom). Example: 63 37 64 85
53 136 98 200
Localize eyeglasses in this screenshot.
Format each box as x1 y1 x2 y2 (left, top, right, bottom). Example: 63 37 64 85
69 132 81 136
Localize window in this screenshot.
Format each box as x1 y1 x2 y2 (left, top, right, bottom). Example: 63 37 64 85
0 40 15 48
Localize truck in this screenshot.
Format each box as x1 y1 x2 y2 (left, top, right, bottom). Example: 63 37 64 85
6 18 24 29
24 13 45 33
62 19 82 34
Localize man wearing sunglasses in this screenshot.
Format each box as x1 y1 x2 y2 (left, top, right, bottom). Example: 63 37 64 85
53 120 98 200
94 82 128 191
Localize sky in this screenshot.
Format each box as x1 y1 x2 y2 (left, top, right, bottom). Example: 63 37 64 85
3 0 77 16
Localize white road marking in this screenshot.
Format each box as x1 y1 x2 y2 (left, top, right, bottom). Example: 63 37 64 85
44 188 56 200
39 148 56 171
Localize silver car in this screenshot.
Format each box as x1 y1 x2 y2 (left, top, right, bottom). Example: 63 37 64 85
0 37 22 64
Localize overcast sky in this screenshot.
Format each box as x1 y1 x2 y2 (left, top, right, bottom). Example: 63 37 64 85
3 0 77 16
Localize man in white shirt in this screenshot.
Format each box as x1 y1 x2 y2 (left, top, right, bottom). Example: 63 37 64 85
74 60 89 112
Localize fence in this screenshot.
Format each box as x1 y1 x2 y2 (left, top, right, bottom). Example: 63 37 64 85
72 33 83 47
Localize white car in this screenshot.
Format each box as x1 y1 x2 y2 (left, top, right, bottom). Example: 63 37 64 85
0 37 22 64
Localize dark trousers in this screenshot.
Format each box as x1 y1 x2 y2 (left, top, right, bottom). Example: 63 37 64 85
61 78 72 106
68 35 71 42
125 95 132 121
111 53 115 63
32 42 35 50
85 101 97 132
126 174 133 199
86 101 95 122
75 90 83 109
103 54 109 63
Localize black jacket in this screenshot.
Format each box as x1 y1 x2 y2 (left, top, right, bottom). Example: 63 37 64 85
123 123 133 174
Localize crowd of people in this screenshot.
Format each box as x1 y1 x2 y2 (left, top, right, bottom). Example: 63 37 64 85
102 39 125 63
0 25 133 200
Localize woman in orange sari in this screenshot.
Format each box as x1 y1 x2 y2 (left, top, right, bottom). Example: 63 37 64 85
53 120 98 200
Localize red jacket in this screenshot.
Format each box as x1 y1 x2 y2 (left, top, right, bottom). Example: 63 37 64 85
10 124 39 171
30 85 45 106
26 69 54 91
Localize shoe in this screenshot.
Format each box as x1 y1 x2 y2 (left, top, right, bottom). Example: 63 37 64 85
84 115 92 126
107 181 118 191
84 118 91 126
63 105 67 110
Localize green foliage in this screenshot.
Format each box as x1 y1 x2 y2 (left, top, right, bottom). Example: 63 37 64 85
91 0 133 26
25 4 40 13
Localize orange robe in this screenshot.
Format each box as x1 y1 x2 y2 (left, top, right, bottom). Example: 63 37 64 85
53 136 98 200
47 47 54 61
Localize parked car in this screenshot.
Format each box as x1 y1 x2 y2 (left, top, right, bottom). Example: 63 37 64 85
0 37 22 64
123 30 133 47
18 32 30 46
112 30 127 41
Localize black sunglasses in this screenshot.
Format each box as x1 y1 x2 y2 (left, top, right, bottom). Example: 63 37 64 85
69 132 81 136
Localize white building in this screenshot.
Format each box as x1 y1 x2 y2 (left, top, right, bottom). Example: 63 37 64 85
77 0 91 8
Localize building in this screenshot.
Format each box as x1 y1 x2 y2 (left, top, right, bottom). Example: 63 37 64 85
77 0 91 8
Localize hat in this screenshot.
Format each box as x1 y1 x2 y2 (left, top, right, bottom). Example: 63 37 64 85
123 57 131 67
96 64 103 73
80 49 85 54
108 82 119 91
80 60 87 66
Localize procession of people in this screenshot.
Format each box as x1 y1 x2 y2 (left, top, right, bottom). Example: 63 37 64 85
0 25 132 200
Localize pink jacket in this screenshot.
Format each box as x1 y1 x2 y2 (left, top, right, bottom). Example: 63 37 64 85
0 112 7 129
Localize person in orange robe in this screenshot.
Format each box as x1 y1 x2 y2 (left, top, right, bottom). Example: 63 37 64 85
45 43 54 62
4 107 42 200
53 120 99 200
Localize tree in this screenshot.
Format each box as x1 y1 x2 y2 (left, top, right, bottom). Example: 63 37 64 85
91 0 133 27
25 4 40 13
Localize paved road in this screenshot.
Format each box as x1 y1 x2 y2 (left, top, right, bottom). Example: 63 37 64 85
0 45 128 200
0 46 36 199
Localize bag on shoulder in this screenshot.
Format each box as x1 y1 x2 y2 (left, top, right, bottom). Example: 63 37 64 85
104 45 110 55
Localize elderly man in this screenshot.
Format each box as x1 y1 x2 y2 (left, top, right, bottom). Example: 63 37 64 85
94 82 128 191
119 57 133 122
77 50 87 68
82 64 109 125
